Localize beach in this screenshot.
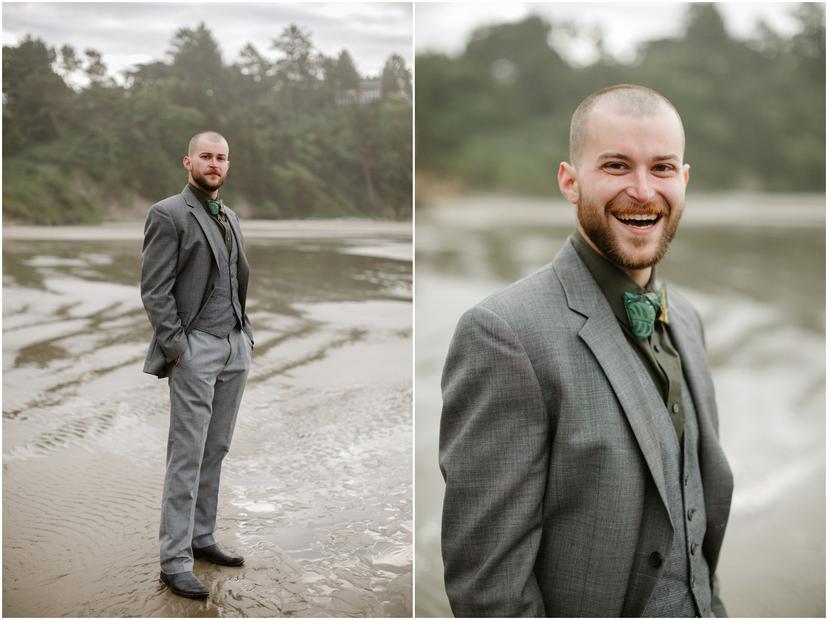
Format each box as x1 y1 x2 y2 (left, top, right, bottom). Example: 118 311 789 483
3 220 412 617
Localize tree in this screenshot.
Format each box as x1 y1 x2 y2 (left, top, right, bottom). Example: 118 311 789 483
238 43 272 82
59 44 82 79
335 50 361 91
380 53 411 99
84 49 107 83
2 36 73 155
272 24 316 83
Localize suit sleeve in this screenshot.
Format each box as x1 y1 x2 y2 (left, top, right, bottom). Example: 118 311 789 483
439 305 548 617
140 205 187 362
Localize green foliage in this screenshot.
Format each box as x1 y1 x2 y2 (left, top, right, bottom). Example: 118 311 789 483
416 5 825 194
4 23 412 224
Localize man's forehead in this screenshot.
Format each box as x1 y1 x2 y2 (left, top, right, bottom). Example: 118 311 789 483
193 138 229 154
583 105 684 153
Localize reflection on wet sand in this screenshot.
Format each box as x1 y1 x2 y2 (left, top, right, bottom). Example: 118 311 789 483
3 223 412 617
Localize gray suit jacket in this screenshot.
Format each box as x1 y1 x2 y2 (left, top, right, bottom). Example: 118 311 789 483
140 185 253 378
440 238 733 617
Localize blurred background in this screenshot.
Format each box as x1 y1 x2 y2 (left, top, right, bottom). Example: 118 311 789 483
3 3 412 617
415 2 825 618
3 3 412 222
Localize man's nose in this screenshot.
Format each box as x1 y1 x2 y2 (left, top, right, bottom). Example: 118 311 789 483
625 168 655 204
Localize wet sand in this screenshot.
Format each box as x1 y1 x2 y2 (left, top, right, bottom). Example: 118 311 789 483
415 194 825 617
3 220 412 617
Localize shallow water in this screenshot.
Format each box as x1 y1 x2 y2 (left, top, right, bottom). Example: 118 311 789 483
3 224 412 617
415 194 825 618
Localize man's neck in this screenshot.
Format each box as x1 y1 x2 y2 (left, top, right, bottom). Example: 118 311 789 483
189 180 218 200
577 227 652 288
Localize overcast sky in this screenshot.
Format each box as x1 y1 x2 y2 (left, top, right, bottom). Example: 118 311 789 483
415 3 806 65
3 2 413 82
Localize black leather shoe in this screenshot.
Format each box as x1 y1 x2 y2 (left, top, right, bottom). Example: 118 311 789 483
193 543 244 566
160 571 209 599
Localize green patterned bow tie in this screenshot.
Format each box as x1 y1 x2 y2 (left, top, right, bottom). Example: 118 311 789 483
623 285 669 340
206 199 223 216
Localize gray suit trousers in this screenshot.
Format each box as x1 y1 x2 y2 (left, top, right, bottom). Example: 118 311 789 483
160 326 251 574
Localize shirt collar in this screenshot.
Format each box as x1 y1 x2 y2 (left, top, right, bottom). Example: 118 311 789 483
188 183 223 218
571 230 657 327
188 183 219 207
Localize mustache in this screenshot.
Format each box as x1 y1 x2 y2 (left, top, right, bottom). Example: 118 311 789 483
607 199 669 217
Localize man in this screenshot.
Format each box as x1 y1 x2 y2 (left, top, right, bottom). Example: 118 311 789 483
141 131 254 599
440 85 733 617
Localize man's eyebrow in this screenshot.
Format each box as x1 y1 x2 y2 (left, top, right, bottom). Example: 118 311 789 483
596 152 680 162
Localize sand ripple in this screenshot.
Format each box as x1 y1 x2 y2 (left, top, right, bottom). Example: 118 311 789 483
3 233 412 617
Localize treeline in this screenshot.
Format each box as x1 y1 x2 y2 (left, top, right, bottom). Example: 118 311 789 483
417 3 825 196
3 23 412 224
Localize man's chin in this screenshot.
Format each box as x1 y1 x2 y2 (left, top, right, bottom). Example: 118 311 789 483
614 244 666 271
194 179 222 192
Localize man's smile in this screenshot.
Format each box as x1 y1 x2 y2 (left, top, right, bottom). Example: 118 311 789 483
611 212 663 230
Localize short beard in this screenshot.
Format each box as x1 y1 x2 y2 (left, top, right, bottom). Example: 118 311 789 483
191 170 225 193
577 196 682 270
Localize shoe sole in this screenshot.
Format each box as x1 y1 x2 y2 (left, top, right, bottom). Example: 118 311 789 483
160 575 209 599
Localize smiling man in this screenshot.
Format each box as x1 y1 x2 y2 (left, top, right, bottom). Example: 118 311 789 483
440 85 733 617
141 131 254 599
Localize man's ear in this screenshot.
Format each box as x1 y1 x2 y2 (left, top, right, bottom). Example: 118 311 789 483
183 155 191 171
682 163 690 186
557 162 579 205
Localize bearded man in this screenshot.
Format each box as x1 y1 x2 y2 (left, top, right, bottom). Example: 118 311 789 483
141 131 254 599
439 85 733 617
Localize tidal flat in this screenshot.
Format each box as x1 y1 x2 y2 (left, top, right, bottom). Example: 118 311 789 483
3 220 412 617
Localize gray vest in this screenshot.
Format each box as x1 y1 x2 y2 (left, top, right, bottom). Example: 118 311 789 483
642 373 713 617
192 217 243 337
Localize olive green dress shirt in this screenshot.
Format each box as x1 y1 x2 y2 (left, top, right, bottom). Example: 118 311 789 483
188 183 232 253
571 231 686 441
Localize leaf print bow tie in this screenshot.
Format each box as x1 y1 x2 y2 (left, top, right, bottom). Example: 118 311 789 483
206 199 223 216
623 285 669 340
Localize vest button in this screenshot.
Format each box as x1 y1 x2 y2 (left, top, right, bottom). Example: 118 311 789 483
672 402 680 413
648 551 663 568
690 542 699 555
687 508 696 521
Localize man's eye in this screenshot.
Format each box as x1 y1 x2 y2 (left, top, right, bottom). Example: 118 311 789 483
653 164 675 173
603 162 627 171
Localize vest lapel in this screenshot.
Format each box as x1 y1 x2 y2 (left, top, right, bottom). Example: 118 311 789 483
555 240 672 517
665 298 733 574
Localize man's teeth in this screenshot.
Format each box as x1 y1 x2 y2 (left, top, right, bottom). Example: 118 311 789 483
615 214 658 221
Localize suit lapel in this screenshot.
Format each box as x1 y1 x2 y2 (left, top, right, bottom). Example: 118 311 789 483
225 210 249 274
554 240 672 516
183 186 221 268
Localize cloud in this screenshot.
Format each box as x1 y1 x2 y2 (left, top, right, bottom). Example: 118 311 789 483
2 2 412 80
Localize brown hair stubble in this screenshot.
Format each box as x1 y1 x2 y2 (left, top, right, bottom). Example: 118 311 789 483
568 84 684 165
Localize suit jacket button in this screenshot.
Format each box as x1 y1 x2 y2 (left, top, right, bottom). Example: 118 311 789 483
690 542 699 555
649 551 663 567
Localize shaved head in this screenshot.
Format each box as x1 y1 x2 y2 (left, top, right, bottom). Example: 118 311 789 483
188 131 228 156
569 84 684 165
